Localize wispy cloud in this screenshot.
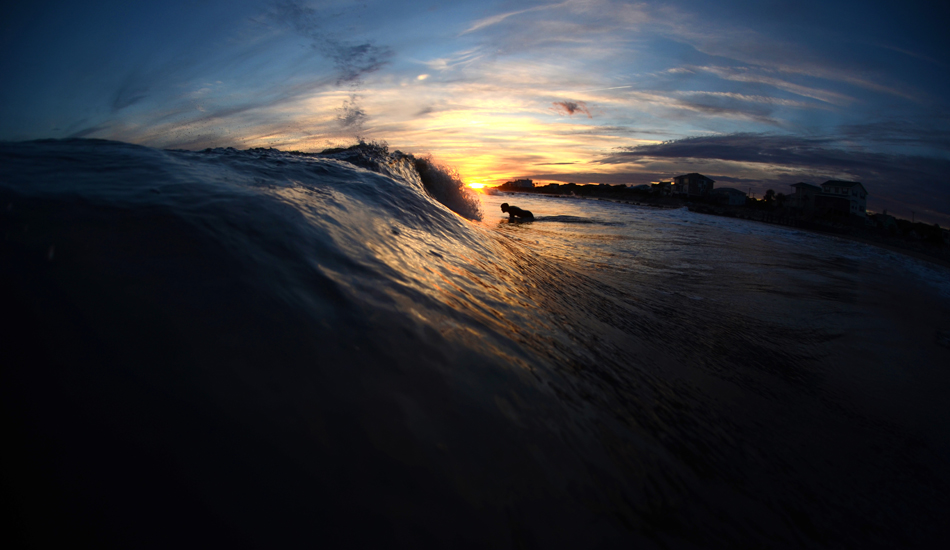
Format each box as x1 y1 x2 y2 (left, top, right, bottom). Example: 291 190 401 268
419 48 484 72
692 66 855 106
673 91 827 110
877 43 949 70
268 0 394 137
460 2 566 35
271 0 392 85
338 94 367 133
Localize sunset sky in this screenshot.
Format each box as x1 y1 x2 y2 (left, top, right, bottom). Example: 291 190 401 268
2 1 949 223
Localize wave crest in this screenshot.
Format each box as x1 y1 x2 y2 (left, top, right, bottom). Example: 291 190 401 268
411 155 482 222
318 140 482 220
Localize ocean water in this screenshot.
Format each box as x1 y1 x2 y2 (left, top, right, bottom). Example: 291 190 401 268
2 139 949 548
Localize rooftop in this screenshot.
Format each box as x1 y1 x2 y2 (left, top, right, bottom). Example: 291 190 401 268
675 173 715 182
821 180 863 188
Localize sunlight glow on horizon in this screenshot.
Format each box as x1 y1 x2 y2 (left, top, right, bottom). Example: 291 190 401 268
2 0 948 223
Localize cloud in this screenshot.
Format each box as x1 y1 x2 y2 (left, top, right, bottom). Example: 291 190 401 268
419 48 483 72
674 91 822 110
68 122 114 139
600 133 934 173
330 42 392 85
338 94 367 133
878 44 949 70
836 119 950 151
267 1 394 139
452 0 652 60
651 6 922 102
460 3 565 35
606 90 785 125
552 100 591 118
271 0 392 85
691 66 854 106
112 77 150 111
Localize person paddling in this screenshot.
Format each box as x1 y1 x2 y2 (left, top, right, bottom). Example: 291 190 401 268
500 203 534 220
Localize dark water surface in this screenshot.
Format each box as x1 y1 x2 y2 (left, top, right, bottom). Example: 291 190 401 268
3 140 949 548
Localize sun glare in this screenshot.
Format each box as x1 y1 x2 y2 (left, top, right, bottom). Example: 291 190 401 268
467 183 485 189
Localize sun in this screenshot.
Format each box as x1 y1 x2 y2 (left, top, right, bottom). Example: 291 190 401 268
467 183 485 189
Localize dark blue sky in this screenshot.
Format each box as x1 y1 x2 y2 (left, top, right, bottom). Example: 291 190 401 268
2 1 949 222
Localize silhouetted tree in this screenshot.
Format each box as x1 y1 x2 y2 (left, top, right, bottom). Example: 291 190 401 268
776 192 787 207
764 189 776 204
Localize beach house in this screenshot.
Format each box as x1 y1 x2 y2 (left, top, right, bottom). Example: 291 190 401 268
672 173 715 197
789 180 868 218
816 180 868 217
651 181 673 196
788 182 822 209
504 178 535 188
711 187 747 205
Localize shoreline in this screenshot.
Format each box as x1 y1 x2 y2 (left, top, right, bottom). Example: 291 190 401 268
490 190 682 209
491 190 950 271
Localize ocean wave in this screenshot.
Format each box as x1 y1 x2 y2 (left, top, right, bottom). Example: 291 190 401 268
2 138 949 548
312 139 482 221
535 214 626 226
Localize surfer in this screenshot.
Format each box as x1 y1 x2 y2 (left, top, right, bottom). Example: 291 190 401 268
500 203 534 220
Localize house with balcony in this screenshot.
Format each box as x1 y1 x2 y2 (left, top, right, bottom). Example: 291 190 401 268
502 178 535 189
711 187 747 206
651 180 673 196
788 182 823 209
672 173 715 197
817 180 868 217
789 180 868 218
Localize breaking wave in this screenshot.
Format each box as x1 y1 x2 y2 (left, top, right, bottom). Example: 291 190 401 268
312 139 481 220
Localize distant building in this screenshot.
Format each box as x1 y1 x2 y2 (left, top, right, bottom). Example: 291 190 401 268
503 178 534 188
788 180 868 218
788 182 822 209
630 184 652 192
820 180 867 217
711 187 747 206
651 181 673 196
672 173 715 197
